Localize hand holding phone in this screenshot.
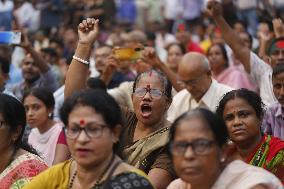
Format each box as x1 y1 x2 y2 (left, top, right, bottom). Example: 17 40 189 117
0 31 21 45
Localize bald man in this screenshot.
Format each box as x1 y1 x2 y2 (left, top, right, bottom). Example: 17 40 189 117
167 52 233 122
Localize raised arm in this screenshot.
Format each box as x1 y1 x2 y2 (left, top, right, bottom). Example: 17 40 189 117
207 0 251 73
273 18 284 38
64 18 99 99
142 47 184 92
20 33 49 73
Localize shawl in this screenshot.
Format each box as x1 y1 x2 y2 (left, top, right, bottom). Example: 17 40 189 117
0 152 47 189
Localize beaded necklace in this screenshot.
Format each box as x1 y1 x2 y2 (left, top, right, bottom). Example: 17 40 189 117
68 154 115 189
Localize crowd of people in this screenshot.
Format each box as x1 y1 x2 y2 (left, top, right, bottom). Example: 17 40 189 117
0 0 284 189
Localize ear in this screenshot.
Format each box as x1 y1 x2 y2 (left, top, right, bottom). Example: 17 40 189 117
207 70 212 77
11 125 23 144
111 124 122 143
165 98 172 111
48 108 54 118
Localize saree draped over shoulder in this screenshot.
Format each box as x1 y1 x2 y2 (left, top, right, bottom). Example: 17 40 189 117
22 160 154 189
123 126 170 170
0 152 48 189
121 108 174 176
246 134 284 183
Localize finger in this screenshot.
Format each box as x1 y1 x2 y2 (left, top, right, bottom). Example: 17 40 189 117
78 23 85 31
82 20 88 30
86 18 92 24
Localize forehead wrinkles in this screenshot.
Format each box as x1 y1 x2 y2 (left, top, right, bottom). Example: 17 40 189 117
137 72 166 89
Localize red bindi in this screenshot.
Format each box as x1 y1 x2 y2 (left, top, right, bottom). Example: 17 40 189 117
146 84 151 90
79 119 85 125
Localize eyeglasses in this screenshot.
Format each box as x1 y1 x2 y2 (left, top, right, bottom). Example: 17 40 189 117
134 87 164 99
170 139 215 156
65 122 108 139
177 74 206 86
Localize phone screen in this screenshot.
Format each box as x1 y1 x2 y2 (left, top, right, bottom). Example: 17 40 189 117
0 31 21 45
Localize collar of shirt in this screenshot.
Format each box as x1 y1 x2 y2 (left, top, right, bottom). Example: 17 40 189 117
275 103 284 118
200 79 216 108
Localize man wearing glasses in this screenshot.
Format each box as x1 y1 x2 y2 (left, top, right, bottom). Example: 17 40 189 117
167 52 233 122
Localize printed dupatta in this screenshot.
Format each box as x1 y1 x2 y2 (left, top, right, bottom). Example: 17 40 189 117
0 152 47 189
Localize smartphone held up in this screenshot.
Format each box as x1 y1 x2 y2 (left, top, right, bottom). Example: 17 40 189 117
0 31 21 45
113 47 142 61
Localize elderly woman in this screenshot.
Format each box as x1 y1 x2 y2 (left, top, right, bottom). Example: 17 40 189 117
64 18 174 188
0 94 47 188
23 89 154 188
120 69 174 188
167 108 282 189
216 89 284 183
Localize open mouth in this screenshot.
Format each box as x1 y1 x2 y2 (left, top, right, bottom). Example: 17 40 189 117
140 104 152 118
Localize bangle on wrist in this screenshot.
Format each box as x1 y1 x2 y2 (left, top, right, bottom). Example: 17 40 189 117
72 55 89 65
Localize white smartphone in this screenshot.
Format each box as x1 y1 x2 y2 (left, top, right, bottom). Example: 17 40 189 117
0 31 21 45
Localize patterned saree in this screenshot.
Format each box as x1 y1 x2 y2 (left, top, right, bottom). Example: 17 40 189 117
0 152 48 189
246 134 284 183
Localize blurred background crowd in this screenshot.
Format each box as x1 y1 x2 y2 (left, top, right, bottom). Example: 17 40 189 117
0 0 284 90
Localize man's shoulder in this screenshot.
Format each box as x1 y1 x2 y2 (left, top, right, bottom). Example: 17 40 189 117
211 80 234 95
173 89 190 100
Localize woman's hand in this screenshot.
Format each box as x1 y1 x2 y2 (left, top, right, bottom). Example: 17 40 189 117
206 0 223 19
142 47 163 69
78 18 99 45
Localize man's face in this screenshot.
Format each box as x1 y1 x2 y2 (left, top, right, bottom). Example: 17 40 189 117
272 72 284 107
94 47 112 73
270 48 284 68
21 56 40 82
239 32 251 49
177 60 212 102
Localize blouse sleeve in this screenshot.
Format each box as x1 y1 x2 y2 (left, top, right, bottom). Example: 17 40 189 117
150 148 176 179
57 128 67 145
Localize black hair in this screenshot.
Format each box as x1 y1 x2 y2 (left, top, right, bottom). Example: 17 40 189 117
0 94 37 154
166 42 186 55
60 89 122 128
0 56 10 74
267 37 284 55
23 87 55 111
50 38 64 48
169 108 229 148
216 89 264 120
87 77 107 91
132 69 172 100
60 90 123 156
273 63 284 78
41 47 59 58
208 43 229 68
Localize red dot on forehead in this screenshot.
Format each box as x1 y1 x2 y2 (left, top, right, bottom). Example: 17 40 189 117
79 119 85 125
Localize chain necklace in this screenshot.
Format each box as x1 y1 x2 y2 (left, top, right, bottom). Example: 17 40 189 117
69 154 115 189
